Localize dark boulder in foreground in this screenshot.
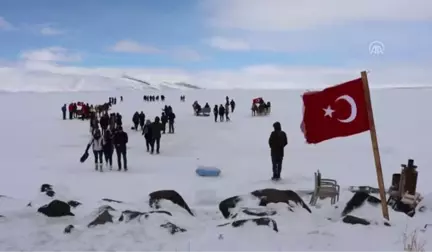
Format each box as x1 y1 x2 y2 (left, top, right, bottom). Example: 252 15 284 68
342 215 370 225
341 192 380 216
67 200 81 208
88 210 114 227
40 184 55 197
342 191 416 217
149 190 194 216
218 217 278 232
219 196 242 219
219 188 311 219
38 200 74 217
40 184 53 193
64 224 74 233
251 188 312 213
160 222 187 235
118 210 172 223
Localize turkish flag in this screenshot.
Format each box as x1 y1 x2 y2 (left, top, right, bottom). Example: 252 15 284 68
301 78 370 144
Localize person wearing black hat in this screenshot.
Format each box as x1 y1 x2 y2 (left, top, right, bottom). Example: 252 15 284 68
113 126 128 171
268 121 288 180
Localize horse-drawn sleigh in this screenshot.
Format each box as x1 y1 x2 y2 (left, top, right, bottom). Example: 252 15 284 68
251 97 271 116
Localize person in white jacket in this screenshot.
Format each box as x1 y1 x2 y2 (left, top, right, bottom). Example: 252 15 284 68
87 128 104 171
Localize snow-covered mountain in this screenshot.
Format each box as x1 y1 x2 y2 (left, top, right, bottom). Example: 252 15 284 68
0 68 202 93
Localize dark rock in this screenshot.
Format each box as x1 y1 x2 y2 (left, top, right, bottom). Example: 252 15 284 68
218 217 278 232
160 222 187 235
40 184 55 197
342 192 381 216
98 205 116 212
218 190 308 219
38 200 74 217
242 208 277 217
27 202 32 207
119 210 172 222
342 215 370 225
119 210 145 222
40 184 53 193
88 210 113 227
219 196 242 219
251 188 312 213
45 190 55 197
64 224 74 233
0 215 3 218
67 200 81 208
102 198 123 204
149 190 194 216
366 195 381 205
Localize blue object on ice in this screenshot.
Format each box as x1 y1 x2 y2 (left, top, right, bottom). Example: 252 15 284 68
196 166 221 177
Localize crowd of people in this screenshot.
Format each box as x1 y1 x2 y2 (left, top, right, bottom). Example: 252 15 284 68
143 95 165 102
65 94 287 180
192 96 236 122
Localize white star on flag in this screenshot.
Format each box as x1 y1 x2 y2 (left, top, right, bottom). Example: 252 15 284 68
323 105 335 117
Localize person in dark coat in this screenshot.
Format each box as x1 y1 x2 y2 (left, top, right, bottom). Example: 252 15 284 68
168 111 176 133
102 128 114 169
150 116 163 154
142 120 153 152
62 104 67 120
113 126 128 171
99 113 109 134
268 122 288 180
161 112 168 134
218 104 225 122
116 113 123 128
139 111 145 130
225 103 230 121
213 105 218 122
230 99 236 113
132 112 140 130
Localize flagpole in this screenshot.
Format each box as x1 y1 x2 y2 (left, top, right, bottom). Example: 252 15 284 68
361 70 390 221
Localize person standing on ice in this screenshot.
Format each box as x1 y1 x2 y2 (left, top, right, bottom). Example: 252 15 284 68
161 112 168 134
268 122 288 181
113 126 128 171
230 99 236 113
142 120 153 152
224 103 230 121
86 128 104 171
218 104 225 122
213 105 218 122
150 116 163 154
139 111 145 130
61 104 67 120
168 111 175 133
132 112 140 130
102 128 114 169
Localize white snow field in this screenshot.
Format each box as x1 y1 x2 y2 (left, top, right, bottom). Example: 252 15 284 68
1 88 432 250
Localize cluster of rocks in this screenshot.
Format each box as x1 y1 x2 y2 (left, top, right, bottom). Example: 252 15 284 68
1 184 425 235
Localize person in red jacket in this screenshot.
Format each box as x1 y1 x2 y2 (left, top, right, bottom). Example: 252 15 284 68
68 103 73 119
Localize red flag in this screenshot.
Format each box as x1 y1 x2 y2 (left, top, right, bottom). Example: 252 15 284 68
253 97 263 103
301 78 370 144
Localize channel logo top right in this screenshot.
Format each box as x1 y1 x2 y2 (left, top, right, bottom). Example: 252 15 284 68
369 41 385 56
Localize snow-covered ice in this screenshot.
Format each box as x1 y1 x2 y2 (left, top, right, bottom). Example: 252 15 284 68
1 88 432 250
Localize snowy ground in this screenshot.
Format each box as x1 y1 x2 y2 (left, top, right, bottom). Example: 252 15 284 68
1 89 432 250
